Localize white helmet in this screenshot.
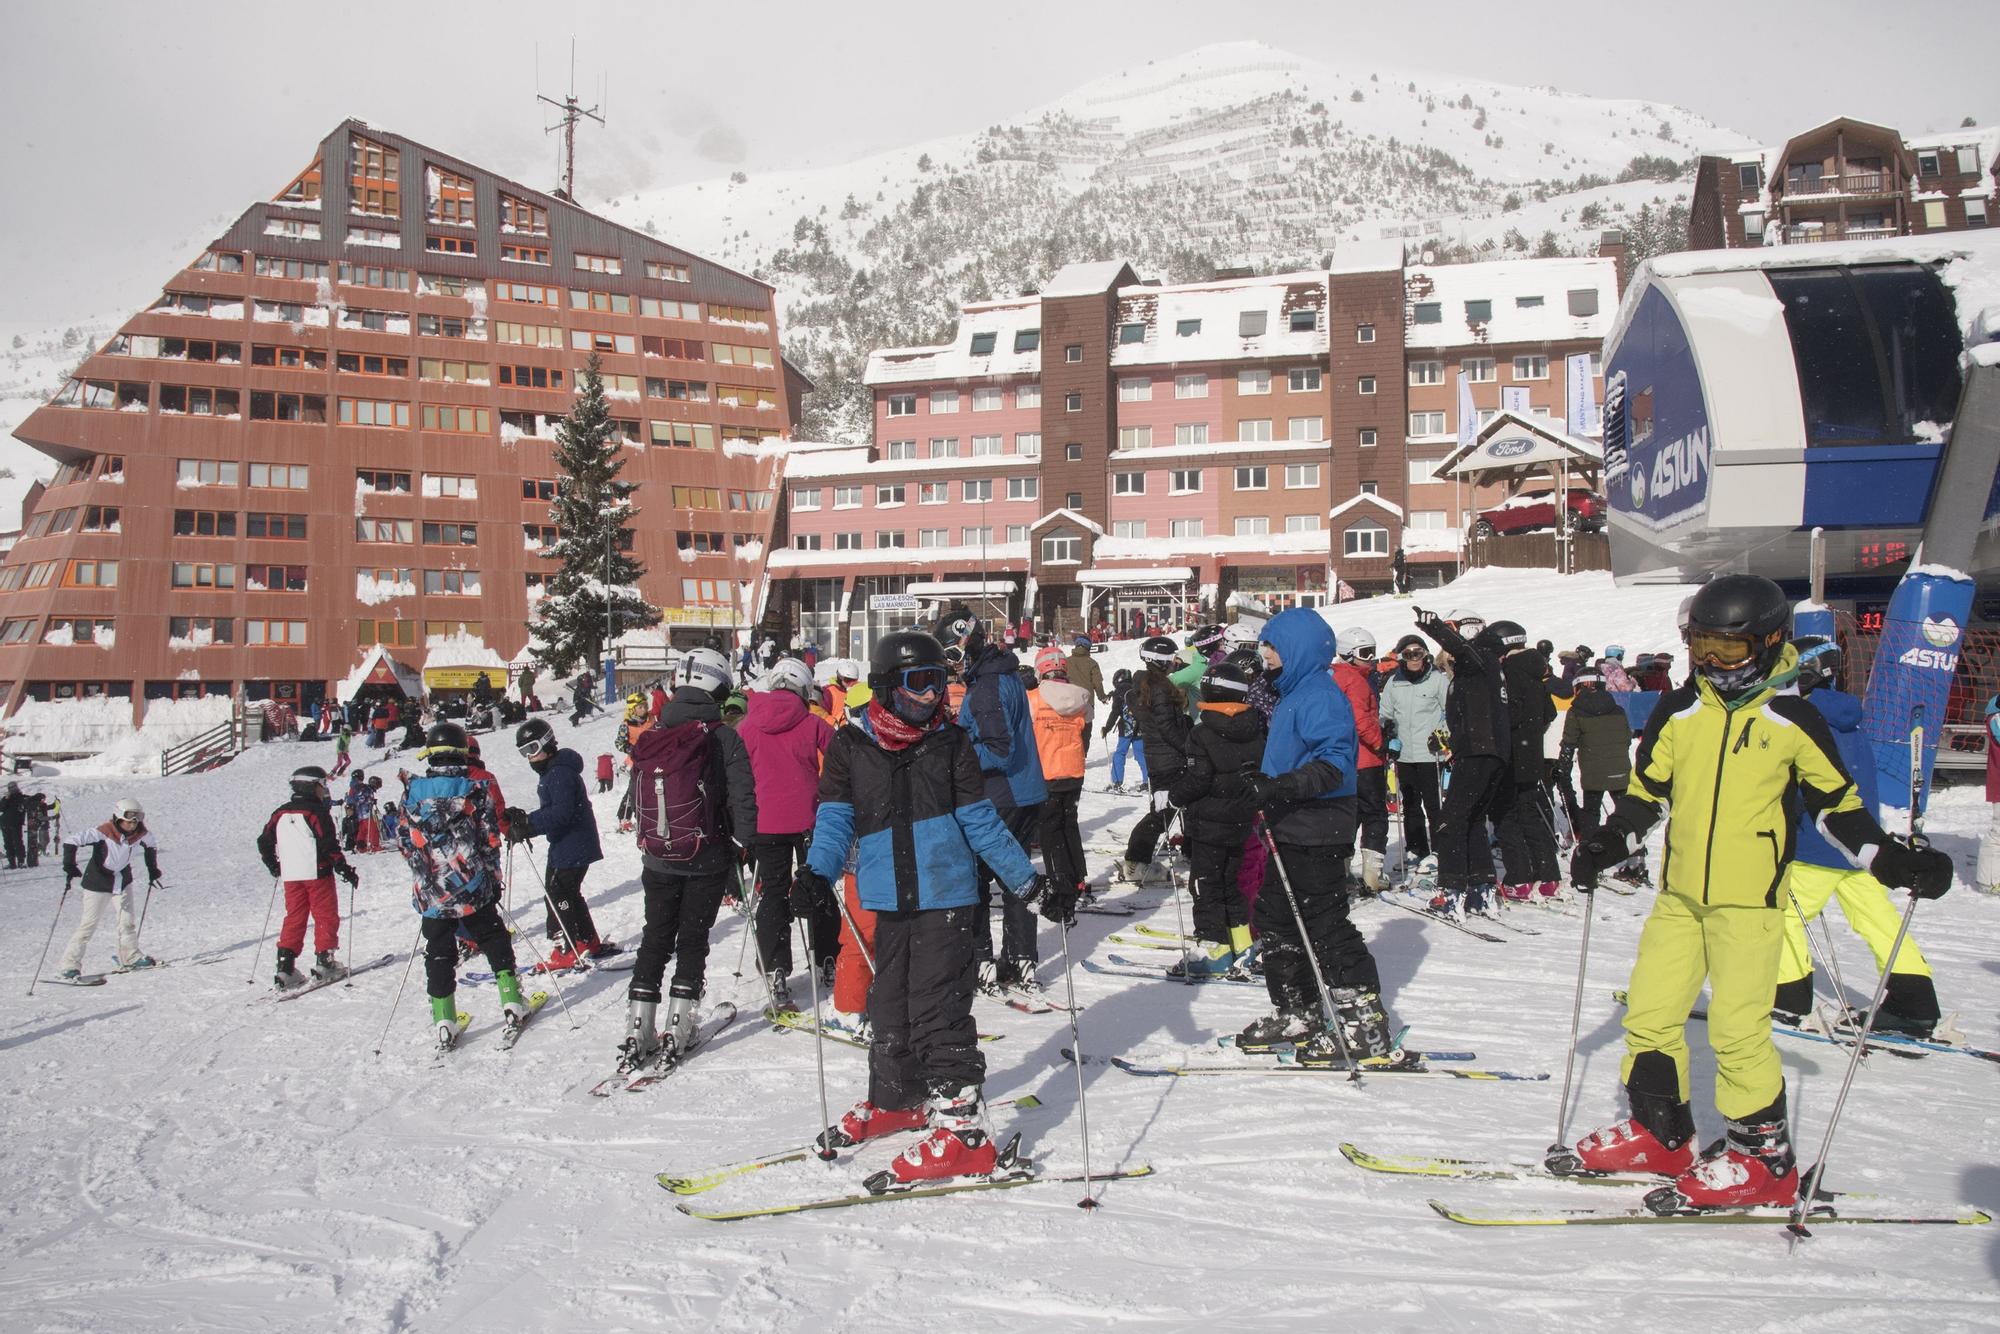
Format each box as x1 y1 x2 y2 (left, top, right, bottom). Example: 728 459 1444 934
763 658 815 701
1222 622 1261 650
836 657 863 683
812 659 841 689
112 796 145 824
675 647 733 698
1337 627 1377 660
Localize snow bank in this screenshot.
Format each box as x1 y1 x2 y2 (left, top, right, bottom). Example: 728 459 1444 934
7 693 233 775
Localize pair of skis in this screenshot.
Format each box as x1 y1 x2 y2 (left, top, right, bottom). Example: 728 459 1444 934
588 1003 739 1095
1065 1044 1547 1082
273 951 400 1002
436 991 550 1058
1340 1143 1991 1227
1610 989 1998 1064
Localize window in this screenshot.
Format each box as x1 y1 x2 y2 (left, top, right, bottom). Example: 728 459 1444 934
971 387 1002 412
918 482 948 504
1410 510 1448 531
875 531 905 549
887 393 916 417
357 619 416 648
969 435 1002 456
501 243 550 265
1285 514 1321 533
419 358 488 383
336 352 409 378
420 405 492 434
356 518 415 544
246 563 308 591
1239 369 1271 396
1465 299 1492 323
1041 531 1082 563
1969 199 1990 228
358 469 413 494
1409 360 1444 386
1407 457 1442 486
647 260 691 282
963 479 992 502
1513 355 1549 381
570 290 633 314
245 619 308 646
1463 357 1496 383
1008 476 1040 501
876 484 906 507
80 505 120 532
1064 443 1083 462
1287 367 1321 392
1175 373 1207 399
340 398 412 428
1289 309 1318 333
792 533 821 551
498 364 563 389
1117 322 1147 345
158 385 241 417
1923 200 1947 229
642 297 701 320
170 561 234 589
883 440 918 462
1412 303 1441 325
1113 472 1145 496
425 234 475 256
348 134 399 215
336 262 410 291
246 512 306 540
1410 411 1448 438
1233 516 1269 536
570 329 637 355
1175 319 1201 338
969 331 997 356
1118 425 1153 450
176 459 239 486
650 421 715 450
1002 525 1027 543
1360 481 1379 496
1285 463 1321 489
1358 322 1377 342
1917 150 1941 179
1344 524 1390 557
1516 294 1544 309
250 344 326 371
1175 423 1208 446
961 526 992 545
1119 376 1152 402
1288 417 1324 442
423 474 478 499
1015 384 1041 409
499 193 548 235
1359 428 1378 448
430 521 486 549
707 303 765 326
1234 466 1268 490
1065 344 1082 363
1063 491 1081 510
929 390 964 415
647 376 707 401
423 569 480 595
1358 376 1377 395
495 321 562 348
43 617 113 645
168 616 234 645
1014 329 1040 353
715 383 780 410
1768 266 1962 447
833 532 863 552
417 314 474 338
1065 392 1083 412
253 256 327 283
1738 161 1763 192
1238 419 1272 443
1111 519 1147 540
575 253 623 275
62 559 118 588
1016 432 1041 457
1170 518 1204 538
495 281 560 306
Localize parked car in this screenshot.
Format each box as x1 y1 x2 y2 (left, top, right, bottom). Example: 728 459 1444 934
1472 487 1606 539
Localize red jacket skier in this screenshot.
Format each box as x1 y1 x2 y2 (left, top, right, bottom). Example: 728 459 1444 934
256 764 360 989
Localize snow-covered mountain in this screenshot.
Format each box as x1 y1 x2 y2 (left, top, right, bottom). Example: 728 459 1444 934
598 40 1735 437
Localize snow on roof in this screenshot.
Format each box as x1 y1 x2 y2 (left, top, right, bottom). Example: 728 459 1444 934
1328 493 1404 521
1041 260 1138 298
423 633 507 670
1433 409 1604 479
863 297 1045 387
1326 239 1407 275
1109 271 1329 367
1896 125 2000 160
766 541 1029 571
1074 565 1197 586
784 448 1038 480
1404 256 1617 350
1095 530 1333 561
907 579 1019 596
1030 507 1106 536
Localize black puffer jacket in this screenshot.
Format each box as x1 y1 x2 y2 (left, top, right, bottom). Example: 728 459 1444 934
1426 619 1509 762
1167 704 1268 846
1130 665 1192 780
1501 649 1555 779
1561 688 1634 792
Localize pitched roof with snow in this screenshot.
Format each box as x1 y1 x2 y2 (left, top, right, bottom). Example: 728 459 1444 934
1403 256 1618 350
1041 260 1140 298
863 297 1044 387
1109 271 1329 367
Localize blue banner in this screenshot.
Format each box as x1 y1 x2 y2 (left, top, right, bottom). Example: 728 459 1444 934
1860 569 1975 811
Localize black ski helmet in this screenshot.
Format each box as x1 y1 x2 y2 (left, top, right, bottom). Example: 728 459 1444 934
290 764 330 799
933 607 985 658
515 716 558 763
1486 619 1529 651
1687 574 1790 692
1201 656 1258 704
1536 638 1555 659
869 630 949 726
1139 636 1180 668
1223 646 1265 681
1111 667 1132 688
423 720 471 762
1792 635 1841 695
1188 623 1227 657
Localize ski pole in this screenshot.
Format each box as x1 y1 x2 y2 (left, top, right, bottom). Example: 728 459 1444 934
248 877 282 986
1058 918 1099 1210
372 925 424 1056
27 880 72 996
1259 827 1359 1079
799 915 837 1162
508 920 582 1030
1786 891 1852 1034
830 878 875 975
731 862 768 981
1165 808 1192 984
1548 885 1596 1155
343 867 357 985
516 851 585 970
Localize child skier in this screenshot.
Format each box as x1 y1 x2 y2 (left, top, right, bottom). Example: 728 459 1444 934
505 717 611 971
1414 607 1511 916
1492 621 1561 901
1559 668 1630 841
1562 576 1952 1211
596 752 615 794
1120 636 1194 883
332 726 353 777
1378 634 1448 882
1100 668 1148 794
378 802 401 847
736 656 835 1013
256 764 361 988
1235 610 1396 1061
1165 657 1265 976
617 648 759 1069
56 797 162 979
397 722 527 1049
797 631 1062 1184
1029 646 1092 910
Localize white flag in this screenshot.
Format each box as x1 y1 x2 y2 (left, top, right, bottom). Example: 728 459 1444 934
1566 353 1602 437
1501 386 1531 415
1457 370 1478 449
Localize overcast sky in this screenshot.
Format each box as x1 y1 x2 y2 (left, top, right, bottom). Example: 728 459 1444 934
3 0 1995 327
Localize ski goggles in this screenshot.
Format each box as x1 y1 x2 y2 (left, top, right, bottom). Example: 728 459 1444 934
894 666 948 698
1686 628 1760 670
1347 647 1378 663
516 736 555 759
1399 645 1429 660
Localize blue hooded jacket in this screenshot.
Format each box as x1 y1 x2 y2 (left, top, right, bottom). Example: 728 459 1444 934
1259 608 1358 802
1792 689 1877 871
525 748 604 871
958 646 1048 811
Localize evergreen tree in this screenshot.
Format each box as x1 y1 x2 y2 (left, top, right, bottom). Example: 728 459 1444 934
528 354 660 676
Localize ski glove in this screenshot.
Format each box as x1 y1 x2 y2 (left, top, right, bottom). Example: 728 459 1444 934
1870 837 1954 899
335 862 360 888
792 866 834 917
1240 773 1278 809
1386 737 1402 759
262 859 281 879
1151 789 1176 814
1023 873 1074 926
1568 834 1619 894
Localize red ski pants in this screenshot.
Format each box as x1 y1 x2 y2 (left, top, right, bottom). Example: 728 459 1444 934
833 873 876 1014
278 876 341 954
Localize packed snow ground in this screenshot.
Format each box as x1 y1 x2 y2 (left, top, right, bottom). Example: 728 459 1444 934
4 575 1999 1332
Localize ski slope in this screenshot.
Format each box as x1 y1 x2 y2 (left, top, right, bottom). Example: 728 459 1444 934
4 582 1999 1330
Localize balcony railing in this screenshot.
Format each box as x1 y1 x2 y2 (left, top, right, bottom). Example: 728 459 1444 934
1778 221 1900 244
1780 171 1896 198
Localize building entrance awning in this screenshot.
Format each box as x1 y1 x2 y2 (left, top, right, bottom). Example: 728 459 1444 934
907 579 1019 597
1074 566 1195 588
336 646 423 702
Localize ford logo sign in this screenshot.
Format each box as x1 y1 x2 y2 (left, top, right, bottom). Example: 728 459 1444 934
1487 436 1536 459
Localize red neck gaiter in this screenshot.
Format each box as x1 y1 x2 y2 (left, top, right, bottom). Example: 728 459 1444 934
867 698 940 751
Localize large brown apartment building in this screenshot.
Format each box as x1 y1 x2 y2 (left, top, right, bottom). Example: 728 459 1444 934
1 121 799 717
1691 116 1997 250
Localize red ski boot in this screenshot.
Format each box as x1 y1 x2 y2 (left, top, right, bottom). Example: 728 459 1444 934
816 1099 926 1152
887 1085 997 1185
1550 1085 1695 1177
1646 1091 1798 1213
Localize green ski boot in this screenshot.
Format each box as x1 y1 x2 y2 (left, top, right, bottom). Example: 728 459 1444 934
430 994 461 1052
494 969 531 1027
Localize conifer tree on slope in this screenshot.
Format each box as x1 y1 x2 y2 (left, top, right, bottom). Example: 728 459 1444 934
529 354 661 677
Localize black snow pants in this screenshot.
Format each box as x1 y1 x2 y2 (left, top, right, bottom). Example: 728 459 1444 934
1187 836 1249 944
868 904 982 1110
1253 840 1379 1012
629 865 728 1001
1494 780 1561 886
752 833 838 979
1395 762 1442 861
541 864 603 948
1435 755 1508 891
423 904 515 998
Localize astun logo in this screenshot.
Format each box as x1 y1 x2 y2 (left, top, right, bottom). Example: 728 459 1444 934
1630 468 1648 508
1488 436 1536 460
1898 645 1959 672
1921 615 1960 648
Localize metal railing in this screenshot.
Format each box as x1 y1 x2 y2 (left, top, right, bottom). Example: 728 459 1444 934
1781 171 1894 197
159 717 240 776
1779 221 1899 244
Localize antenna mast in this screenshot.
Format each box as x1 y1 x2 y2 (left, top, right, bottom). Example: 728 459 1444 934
537 39 605 201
